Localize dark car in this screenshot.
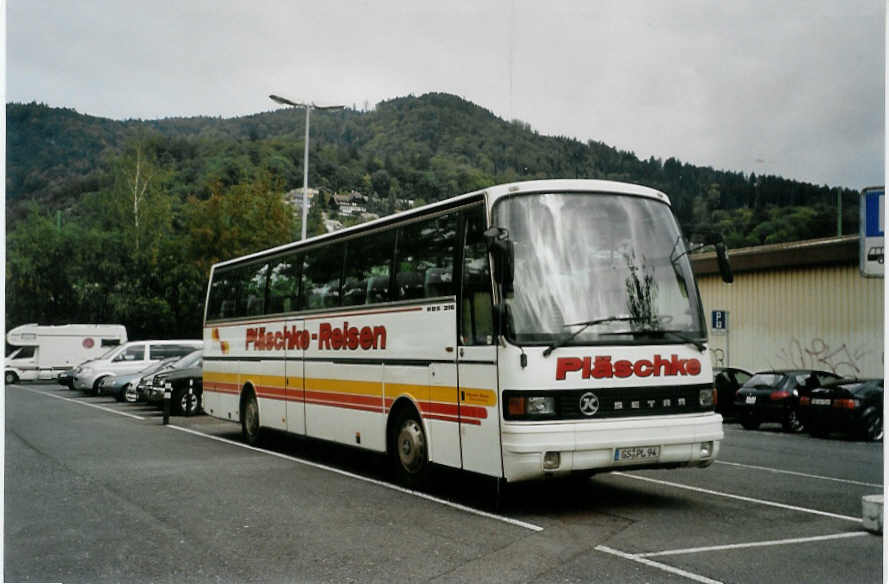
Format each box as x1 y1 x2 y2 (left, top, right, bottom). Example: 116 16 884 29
57 368 75 389
800 378 883 441
713 367 753 419
145 350 203 416
734 369 842 432
100 357 180 402
136 349 202 403
152 363 203 416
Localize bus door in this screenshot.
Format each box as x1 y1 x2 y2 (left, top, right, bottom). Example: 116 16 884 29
457 208 503 477
284 319 306 434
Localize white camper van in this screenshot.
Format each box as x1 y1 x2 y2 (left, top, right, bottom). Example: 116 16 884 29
5 323 128 384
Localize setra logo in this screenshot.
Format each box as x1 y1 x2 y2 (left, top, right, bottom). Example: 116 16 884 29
579 392 600 416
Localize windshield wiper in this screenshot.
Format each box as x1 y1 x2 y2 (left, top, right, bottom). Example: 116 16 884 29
542 315 636 357
600 328 706 352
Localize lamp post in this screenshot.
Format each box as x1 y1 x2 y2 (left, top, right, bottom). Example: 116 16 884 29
269 94 344 240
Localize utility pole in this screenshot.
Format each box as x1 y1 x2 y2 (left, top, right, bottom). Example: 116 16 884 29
837 189 843 236
269 94 344 240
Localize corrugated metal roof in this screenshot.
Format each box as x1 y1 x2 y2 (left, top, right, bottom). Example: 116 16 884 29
692 235 859 275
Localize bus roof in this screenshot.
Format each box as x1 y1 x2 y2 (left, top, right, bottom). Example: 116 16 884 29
211 179 670 271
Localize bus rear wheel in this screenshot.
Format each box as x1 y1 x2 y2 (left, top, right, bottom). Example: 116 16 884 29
241 392 262 446
391 411 429 489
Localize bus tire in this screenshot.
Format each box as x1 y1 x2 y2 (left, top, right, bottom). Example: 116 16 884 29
241 391 262 446
390 409 429 489
5 371 18 385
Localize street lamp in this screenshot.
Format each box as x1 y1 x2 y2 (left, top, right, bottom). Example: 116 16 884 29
269 94 344 240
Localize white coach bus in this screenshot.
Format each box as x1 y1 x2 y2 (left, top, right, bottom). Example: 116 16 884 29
202 179 733 486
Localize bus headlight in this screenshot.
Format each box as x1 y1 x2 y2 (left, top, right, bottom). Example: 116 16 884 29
505 395 556 419
699 441 713 458
699 388 714 408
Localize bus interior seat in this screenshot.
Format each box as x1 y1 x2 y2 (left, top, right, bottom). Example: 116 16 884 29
366 276 389 303
424 268 451 297
397 271 424 299
342 278 366 306
245 295 264 316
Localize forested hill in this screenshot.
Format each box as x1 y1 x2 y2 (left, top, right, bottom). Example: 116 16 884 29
4 94 861 338
7 94 858 247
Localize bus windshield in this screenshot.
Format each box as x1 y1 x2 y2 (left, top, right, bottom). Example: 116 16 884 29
493 191 705 346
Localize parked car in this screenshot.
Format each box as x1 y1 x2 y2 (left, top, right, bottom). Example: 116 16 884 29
73 340 202 394
136 349 202 403
713 366 753 419
733 369 842 432
800 378 883 441
99 357 180 402
57 368 76 389
143 350 203 416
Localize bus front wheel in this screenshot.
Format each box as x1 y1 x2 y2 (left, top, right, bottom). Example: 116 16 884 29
241 392 262 446
391 411 428 489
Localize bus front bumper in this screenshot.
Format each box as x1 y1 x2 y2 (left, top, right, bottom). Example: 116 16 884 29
500 413 723 483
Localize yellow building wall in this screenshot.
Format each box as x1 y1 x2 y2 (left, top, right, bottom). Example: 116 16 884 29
697 265 884 378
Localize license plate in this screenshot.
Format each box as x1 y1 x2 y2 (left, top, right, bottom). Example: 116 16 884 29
811 398 832 406
614 446 660 462
745 396 756 404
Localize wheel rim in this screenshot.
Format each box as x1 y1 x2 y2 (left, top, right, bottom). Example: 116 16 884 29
787 410 803 432
867 414 883 441
181 392 197 415
5 373 15 384
244 399 259 438
397 419 427 474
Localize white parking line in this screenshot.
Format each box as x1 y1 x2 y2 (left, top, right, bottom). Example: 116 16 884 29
167 424 545 533
636 531 871 558
715 460 882 488
14 386 146 420
612 472 861 522
596 545 723 584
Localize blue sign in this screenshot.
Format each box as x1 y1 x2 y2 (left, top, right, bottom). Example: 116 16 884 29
865 189 884 237
860 187 885 277
711 310 728 330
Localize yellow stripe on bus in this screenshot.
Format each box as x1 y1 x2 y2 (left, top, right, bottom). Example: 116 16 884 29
203 370 496 406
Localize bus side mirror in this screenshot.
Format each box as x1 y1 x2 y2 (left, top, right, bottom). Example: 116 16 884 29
710 238 734 284
484 227 514 293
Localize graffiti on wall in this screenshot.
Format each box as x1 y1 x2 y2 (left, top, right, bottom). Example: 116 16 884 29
775 338 871 377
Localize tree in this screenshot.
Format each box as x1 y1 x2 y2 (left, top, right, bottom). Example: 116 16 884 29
185 174 296 273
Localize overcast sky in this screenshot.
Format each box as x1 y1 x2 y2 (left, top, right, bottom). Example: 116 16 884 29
6 0 885 190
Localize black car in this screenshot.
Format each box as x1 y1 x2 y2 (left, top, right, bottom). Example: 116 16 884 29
137 349 202 403
734 369 842 432
713 367 752 419
57 368 75 389
801 378 883 441
148 351 203 416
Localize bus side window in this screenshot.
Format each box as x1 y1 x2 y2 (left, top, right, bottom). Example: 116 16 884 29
239 262 269 317
207 270 235 320
394 213 456 300
342 228 395 307
267 254 301 314
460 207 494 345
303 244 344 309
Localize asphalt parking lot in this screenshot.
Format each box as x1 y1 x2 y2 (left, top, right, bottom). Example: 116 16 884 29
5 383 884 583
